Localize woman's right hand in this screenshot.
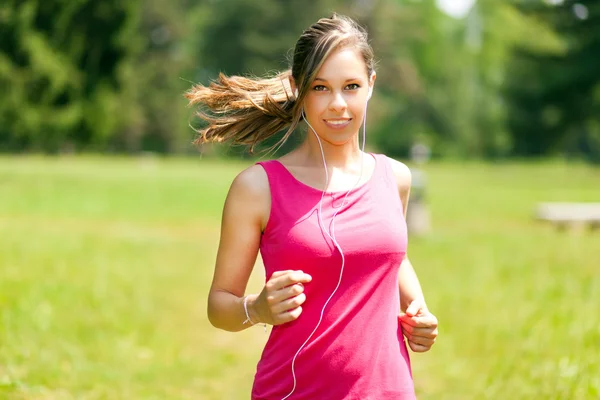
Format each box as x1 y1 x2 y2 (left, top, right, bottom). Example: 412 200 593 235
250 270 312 326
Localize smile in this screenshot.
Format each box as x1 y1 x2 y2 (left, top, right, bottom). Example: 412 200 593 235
324 119 352 129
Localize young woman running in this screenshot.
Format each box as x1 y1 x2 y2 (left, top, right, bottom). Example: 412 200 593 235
186 14 438 400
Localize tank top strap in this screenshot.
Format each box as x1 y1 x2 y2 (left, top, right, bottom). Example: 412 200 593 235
255 159 292 196
255 160 293 227
372 153 394 187
372 153 406 209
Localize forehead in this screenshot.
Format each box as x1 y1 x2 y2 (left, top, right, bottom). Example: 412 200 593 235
315 47 369 81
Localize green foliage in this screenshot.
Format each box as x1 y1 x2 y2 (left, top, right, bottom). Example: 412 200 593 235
0 0 598 160
368 0 567 159
506 0 600 162
119 0 200 153
0 0 139 152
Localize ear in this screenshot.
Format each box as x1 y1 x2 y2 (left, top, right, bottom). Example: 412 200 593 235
367 72 376 100
289 76 298 98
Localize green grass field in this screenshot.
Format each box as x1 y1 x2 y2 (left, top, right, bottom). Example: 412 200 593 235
0 155 598 399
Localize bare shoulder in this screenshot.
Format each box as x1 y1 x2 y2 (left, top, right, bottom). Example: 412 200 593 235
226 164 271 228
385 156 412 213
229 164 270 197
385 156 412 191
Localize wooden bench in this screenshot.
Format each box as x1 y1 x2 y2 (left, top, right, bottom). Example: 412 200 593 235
535 202 600 230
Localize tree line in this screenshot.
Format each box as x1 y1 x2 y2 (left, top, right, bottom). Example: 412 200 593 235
0 0 598 161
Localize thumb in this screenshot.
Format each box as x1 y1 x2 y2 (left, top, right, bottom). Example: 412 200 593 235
405 299 422 317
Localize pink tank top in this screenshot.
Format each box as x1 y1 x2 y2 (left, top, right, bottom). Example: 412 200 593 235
253 153 415 400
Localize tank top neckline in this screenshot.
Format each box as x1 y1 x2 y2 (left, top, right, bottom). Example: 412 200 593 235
268 153 379 196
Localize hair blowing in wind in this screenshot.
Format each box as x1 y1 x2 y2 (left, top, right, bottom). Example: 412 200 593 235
184 14 375 152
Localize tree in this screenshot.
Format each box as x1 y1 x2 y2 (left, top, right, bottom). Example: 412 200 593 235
0 0 139 152
505 0 600 161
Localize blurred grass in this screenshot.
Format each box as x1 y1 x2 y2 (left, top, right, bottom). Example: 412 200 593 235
0 155 598 399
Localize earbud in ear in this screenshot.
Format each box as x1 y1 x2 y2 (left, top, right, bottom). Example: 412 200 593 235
294 88 299 98
367 87 373 100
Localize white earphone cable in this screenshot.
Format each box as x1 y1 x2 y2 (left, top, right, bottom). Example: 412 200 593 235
281 106 368 400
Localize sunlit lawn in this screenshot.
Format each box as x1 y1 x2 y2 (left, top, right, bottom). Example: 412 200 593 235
0 155 598 399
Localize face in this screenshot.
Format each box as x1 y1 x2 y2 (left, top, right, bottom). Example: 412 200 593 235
295 47 375 146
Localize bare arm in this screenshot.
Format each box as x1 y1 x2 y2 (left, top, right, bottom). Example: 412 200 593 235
389 157 438 352
388 158 427 312
398 258 427 313
207 165 269 332
207 165 312 332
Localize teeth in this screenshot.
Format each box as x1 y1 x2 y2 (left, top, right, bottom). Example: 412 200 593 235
326 120 349 125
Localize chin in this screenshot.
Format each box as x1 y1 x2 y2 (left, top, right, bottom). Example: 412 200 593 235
325 129 360 145
319 134 356 147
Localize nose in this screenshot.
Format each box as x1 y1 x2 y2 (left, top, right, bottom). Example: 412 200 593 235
328 91 347 113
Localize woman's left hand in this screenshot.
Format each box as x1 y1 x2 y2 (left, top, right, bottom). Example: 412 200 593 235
399 299 438 353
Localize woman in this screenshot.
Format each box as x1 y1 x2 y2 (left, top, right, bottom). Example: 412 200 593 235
186 14 438 400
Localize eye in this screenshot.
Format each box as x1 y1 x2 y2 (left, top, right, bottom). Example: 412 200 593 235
345 83 361 90
312 85 328 91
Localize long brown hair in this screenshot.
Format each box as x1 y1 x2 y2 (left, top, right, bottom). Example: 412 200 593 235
185 14 375 152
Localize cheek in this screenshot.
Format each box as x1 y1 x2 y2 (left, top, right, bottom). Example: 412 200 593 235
303 97 328 118
349 101 367 119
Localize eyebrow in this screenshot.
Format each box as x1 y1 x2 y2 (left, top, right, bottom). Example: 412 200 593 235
313 77 362 83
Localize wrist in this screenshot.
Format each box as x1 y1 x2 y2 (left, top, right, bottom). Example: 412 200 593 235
244 294 261 325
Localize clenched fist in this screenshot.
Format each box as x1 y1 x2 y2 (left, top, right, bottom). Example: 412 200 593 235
399 299 438 353
249 270 312 326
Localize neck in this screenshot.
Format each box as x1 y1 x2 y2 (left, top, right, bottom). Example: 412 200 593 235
299 132 364 170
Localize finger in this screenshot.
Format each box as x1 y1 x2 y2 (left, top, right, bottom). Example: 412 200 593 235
401 323 436 341
404 332 436 347
285 270 312 285
407 340 431 353
402 324 438 339
405 300 421 317
270 270 294 279
264 271 293 294
282 282 305 299
266 282 304 306
272 293 306 314
274 306 303 325
266 270 301 288
400 321 414 335
398 314 419 327
399 313 438 329
269 270 312 290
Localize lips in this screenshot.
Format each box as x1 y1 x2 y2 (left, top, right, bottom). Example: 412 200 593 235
323 118 352 129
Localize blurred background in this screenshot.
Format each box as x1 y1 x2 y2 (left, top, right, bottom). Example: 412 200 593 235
1 0 599 160
0 0 599 399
